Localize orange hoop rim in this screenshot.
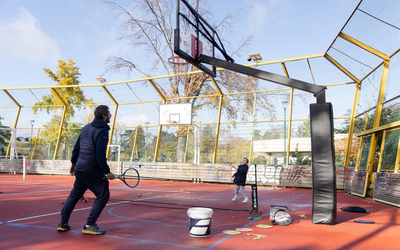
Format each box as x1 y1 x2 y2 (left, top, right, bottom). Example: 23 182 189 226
168 56 189 65
167 120 178 125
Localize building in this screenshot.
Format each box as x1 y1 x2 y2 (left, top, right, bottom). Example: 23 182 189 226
253 134 348 164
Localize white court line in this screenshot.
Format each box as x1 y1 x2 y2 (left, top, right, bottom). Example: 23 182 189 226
7 192 192 223
128 192 191 202
0 189 69 196
1 181 71 185
6 201 129 223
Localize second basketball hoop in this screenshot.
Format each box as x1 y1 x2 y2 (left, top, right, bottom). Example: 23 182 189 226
159 103 192 126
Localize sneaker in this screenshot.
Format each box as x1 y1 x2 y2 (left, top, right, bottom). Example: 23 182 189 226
57 223 71 232
82 224 106 235
243 197 249 203
232 196 239 201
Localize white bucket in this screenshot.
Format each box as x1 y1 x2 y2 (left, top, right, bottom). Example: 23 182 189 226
187 207 213 237
270 205 288 222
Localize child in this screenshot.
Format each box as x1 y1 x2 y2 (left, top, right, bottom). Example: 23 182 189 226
231 157 249 203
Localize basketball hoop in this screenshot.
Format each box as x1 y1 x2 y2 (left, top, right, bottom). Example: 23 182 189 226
167 120 178 125
168 56 189 65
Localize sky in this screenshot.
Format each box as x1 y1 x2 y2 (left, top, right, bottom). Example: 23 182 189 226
0 0 361 129
0 0 361 88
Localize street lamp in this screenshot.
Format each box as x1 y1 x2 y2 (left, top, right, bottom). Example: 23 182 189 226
247 54 262 66
30 120 35 150
95 77 106 83
282 101 288 165
145 122 150 161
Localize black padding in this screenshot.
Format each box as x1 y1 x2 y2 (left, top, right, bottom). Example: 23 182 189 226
341 206 367 213
310 103 337 225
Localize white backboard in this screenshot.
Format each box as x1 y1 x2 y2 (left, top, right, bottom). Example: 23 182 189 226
159 103 192 125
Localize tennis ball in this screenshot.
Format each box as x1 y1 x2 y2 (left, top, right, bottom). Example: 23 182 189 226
138 193 141 197
247 57 252 62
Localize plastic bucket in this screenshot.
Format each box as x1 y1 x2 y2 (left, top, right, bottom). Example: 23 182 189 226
187 207 213 237
270 205 288 221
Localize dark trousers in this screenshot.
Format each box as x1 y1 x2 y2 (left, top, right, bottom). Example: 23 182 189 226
60 170 110 225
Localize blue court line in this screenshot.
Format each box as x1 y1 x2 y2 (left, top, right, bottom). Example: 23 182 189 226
2 221 81 233
1 221 204 249
204 191 308 250
108 205 162 223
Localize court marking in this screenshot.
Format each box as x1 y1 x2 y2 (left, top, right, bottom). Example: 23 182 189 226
108 204 162 223
2 184 308 250
7 201 129 223
0 189 70 197
205 191 308 250
1 175 307 249
0 221 205 249
0 180 72 186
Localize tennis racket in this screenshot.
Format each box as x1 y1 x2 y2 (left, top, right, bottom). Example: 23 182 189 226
220 155 236 181
220 155 233 165
117 168 140 188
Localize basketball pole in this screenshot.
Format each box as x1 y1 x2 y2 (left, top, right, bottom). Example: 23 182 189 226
197 55 336 225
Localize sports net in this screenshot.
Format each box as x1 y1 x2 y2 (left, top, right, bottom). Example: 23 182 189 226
0 142 258 211
83 162 259 212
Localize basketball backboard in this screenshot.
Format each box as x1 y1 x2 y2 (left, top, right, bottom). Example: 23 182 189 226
159 103 192 125
174 0 233 77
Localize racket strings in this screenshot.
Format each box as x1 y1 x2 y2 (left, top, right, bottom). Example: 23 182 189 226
118 168 140 188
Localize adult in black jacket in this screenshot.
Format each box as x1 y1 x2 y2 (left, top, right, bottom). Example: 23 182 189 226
57 105 115 235
231 157 249 203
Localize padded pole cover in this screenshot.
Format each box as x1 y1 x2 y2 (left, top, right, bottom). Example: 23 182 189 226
310 103 336 225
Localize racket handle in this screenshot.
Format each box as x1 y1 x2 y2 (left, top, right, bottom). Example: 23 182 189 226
103 173 116 180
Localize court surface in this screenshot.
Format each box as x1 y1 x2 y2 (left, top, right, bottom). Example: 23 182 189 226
1 174 400 250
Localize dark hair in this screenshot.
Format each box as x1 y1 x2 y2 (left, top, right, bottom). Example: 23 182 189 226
243 157 249 163
95 105 109 119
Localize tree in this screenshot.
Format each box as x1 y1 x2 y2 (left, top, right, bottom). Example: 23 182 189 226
104 0 283 163
33 59 94 159
158 130 178 162
0 116 11 153
334 134 360 166
219 133 250 163
201 125 215 163
262 126 283 139
295 118 310 138
33 59 93 119
119 126 146 160
290 146 311 165
253 130 262 140
333 106 400 134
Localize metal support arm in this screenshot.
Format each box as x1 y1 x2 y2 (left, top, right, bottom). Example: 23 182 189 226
199 55 326 103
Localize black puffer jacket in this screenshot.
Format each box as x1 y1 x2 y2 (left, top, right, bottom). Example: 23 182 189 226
233 164 248 186
71 118 111 175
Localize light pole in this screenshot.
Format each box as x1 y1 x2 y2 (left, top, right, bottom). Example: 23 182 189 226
30 120 35 150
145 122 149 161
282 101 288 165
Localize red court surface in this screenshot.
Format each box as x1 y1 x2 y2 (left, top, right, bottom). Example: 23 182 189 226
1 174 400 250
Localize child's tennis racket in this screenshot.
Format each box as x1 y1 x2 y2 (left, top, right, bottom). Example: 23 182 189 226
220 155 233 165
220 155 236 181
